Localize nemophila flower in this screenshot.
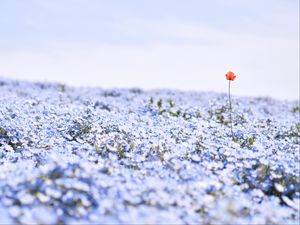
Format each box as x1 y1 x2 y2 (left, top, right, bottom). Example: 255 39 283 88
225 71 236 138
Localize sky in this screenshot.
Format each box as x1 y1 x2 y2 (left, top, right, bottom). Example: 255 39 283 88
0 0 299 100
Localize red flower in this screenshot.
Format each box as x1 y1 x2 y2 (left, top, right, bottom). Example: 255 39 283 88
225 71 236 81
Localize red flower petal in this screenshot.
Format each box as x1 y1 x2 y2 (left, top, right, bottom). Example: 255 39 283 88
225 71 236 81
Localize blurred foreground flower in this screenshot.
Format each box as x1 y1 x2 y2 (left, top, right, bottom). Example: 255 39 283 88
225 71 236 138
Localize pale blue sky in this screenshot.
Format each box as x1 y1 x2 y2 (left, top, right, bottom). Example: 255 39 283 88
0 0 299 100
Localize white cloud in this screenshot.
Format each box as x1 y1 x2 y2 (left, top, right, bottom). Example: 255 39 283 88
0 18 298 100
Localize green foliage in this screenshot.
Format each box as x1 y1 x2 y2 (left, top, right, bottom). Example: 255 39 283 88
248 137 255 146
169 111 179 117
208 105 228 125
149 97 192 120
65 109 95 143
292 106 300 113
117 149 126 159
232 137 239 142
159 109 167 115
0 127 8 139
233 136 255 148
168 99 175 108
68 118 93 139
289 124 300 137
150 97 154 104
235 162 300 206
157 99 163 109
275 124 300 139
208 104 247 128
58 83 66 92
0 127 22 150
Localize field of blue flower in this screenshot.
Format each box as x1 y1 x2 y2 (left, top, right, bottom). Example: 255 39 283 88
0 78 299 224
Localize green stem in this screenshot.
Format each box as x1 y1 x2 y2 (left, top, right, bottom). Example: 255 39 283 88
228 80 234 138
